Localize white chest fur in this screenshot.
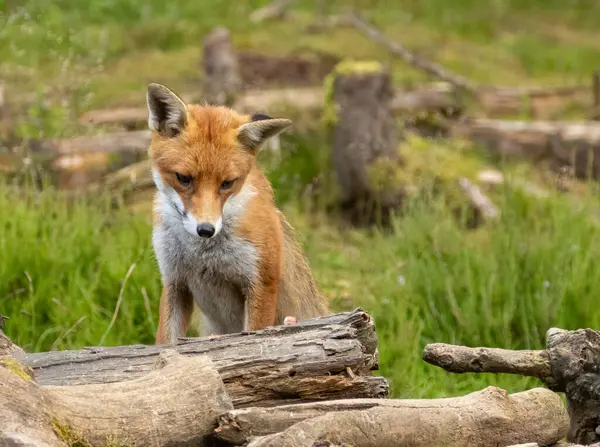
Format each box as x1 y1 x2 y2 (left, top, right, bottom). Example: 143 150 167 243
152 173 259 334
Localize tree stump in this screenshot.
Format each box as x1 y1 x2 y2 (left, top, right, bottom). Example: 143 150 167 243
202 27 241 107
325 61 404 227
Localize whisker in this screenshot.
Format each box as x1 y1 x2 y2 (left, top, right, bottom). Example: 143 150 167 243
159 193 185 218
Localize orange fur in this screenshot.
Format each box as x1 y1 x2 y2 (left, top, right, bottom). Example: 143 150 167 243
147 83 329 343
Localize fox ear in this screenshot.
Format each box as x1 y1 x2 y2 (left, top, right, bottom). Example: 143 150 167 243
146 83 188 137
237 114 292 152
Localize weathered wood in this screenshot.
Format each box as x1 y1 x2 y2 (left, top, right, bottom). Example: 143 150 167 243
457 177 500 222
423 343 554 383
79 107 149 129
82 158 154 196
27 130 151 157
202 27 241 106
450 118 600 180
15 308 388 408
422 327 600 444
546 328 600 444
329 65 403 226
1 330 25 357
76 85 457 130
1 350 232 447
478 85 591 119
243 387 568 447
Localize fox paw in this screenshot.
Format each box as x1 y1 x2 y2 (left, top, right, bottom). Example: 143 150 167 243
283 316 298 325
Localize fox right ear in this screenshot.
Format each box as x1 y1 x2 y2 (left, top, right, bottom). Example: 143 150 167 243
146 83 188 138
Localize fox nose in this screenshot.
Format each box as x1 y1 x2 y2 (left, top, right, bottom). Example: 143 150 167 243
196 223 216 238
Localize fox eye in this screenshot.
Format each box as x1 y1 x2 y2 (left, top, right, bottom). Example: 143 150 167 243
175 173 193 186
220 179 235 191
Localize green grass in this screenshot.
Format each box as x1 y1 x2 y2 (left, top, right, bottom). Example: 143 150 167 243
3 0 600 401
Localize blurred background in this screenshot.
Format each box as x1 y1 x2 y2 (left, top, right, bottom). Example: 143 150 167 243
2 0 600 400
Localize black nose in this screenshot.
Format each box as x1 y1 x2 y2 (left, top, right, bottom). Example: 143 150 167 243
196 223 215 238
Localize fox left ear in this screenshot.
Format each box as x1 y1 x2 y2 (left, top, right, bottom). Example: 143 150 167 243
237 115 292 152
146 83 188 138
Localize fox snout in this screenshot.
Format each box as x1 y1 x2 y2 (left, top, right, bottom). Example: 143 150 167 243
183 211 223 239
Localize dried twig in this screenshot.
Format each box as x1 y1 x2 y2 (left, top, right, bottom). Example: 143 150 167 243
343 12 479 93
250 0 296 23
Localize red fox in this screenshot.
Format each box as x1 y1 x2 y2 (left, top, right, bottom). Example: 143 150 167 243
146 83 330 344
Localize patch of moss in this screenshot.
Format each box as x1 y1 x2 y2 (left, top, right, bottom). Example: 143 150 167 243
51 417 91 447
0 357 33 382
51 416 134 447
322 59 384 129
367 154 406 193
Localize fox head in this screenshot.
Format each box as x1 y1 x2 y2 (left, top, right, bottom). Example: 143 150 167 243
146 83 291 239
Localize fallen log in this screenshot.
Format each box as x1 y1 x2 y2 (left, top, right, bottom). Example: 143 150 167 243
79 107 149 129
76 84 457 130
238 387 568 447
15 308 388 408
81 158 154 196
450 118 600 180
1 349 232 447
422 327 600 444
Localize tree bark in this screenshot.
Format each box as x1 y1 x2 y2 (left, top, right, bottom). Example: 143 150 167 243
450 118 600 180
1 330 25 357
330 66 403 226
241 387 568 447
15 308 388 408
1 350 233 447
202 27 241 106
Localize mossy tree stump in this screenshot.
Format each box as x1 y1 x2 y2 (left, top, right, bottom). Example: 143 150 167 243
324 60 404 227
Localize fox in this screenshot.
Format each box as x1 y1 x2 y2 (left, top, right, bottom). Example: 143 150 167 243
146 83 330 344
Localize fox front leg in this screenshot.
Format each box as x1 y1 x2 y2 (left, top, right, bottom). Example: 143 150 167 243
155 283 194 344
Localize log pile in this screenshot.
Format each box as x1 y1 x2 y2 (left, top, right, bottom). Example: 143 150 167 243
423 326 600 444
1 308 591 447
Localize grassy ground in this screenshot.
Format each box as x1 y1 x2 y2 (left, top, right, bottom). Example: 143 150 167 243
2 0 600 400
